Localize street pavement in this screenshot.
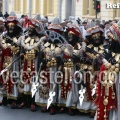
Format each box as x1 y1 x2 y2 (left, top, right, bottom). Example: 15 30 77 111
0 106 94 120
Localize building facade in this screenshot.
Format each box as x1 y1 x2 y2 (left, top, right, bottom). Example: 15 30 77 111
0 0 2 12
2 0 120 21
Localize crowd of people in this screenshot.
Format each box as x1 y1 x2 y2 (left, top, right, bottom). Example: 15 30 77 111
0 11 119 120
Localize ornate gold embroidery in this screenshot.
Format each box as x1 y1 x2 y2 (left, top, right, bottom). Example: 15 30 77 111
1 37 20 54
3 56 12 68
39 85 49 99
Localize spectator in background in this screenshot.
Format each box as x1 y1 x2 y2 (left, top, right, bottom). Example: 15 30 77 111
21 14 25 19
92 19 95 22
109 20 112 22
84 18 88 23
99 23 105 29
82 21 88 30
95 19 100 25
76 17 81 26
0 12 3 17
109 20 113 25
41 17 48 29
104 21 111 40
4 12 9 19
101 20 105 25
112 19 118 23
104 21 111 30
44 16 48 22
34 13 41 22
20 15 25 27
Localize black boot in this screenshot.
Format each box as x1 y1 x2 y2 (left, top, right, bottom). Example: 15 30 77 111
68 108 75 116
41 106 48 113
50 106 56 115
90 111 95 118
0 100 2 106
30 104 37 112
11 100 17 109
30 96 37 112
58 107 66 113
17 94 26 109
2 97 7 106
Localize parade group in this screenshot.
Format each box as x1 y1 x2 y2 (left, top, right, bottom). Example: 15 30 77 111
0 11 120 120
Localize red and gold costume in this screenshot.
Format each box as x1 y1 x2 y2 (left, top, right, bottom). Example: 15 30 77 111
94 22 120 120
0 15 23 108
19 18 46 111
78 26 105 117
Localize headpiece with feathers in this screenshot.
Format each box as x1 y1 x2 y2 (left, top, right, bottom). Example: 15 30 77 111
48 17 63 33
106 21 120 44
34 13 41 22
27 18 45 34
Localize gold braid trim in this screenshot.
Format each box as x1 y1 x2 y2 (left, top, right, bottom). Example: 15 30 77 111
24 92 31 95
79 109 96 113
7 95 17 100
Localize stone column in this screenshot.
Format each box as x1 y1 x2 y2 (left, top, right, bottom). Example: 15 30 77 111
101 0 115 20
89 0 95 16
75 0 84 19
60 0 66 21
36 0 40 14
58 0 62 22
32 0 36 14
3 0 9 14
115 0 120 18
43 0 47 16
20 0 24 14
40 0 44 17
27 0 32 17
82 0 89 15
8 0 14 12
71 0 75 16
54 0 58 17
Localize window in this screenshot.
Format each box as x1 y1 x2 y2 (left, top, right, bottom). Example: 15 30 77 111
83 0 89 15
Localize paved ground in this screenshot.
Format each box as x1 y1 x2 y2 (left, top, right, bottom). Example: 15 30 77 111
0 106 94 120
